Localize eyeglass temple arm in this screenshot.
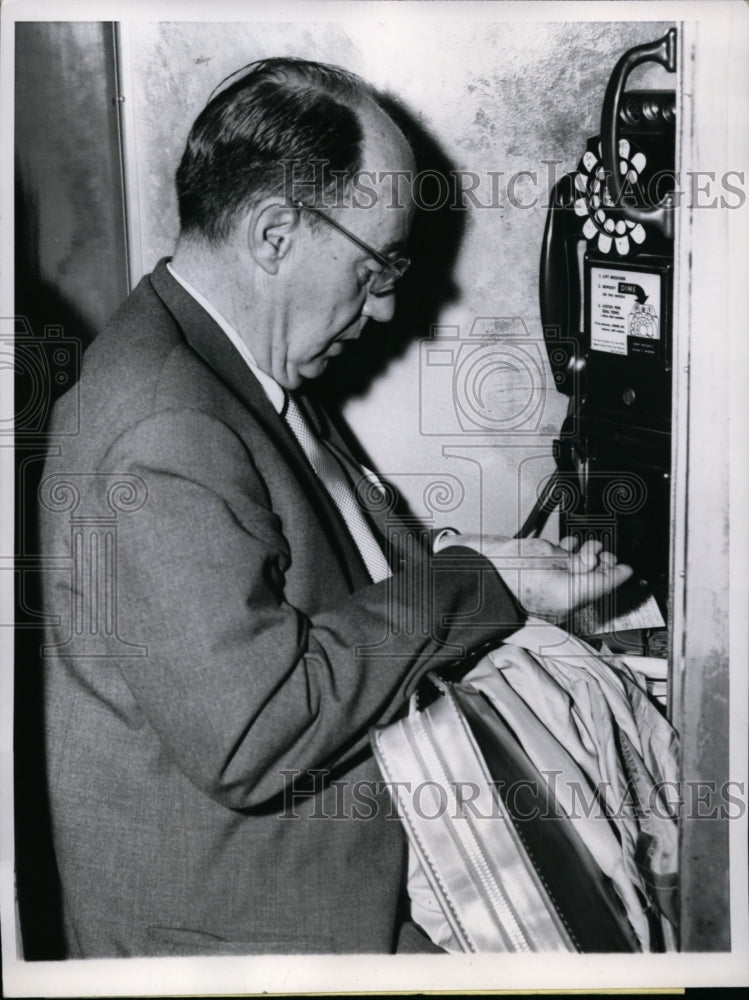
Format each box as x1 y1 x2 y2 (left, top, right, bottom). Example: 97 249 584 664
291 200 396 272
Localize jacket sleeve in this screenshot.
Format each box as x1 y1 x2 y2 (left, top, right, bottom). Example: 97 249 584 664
94 408 521 808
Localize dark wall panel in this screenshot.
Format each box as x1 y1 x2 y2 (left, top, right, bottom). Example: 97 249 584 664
15 21 129 338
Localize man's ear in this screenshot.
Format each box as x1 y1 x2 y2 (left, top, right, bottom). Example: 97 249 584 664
247 199 301 275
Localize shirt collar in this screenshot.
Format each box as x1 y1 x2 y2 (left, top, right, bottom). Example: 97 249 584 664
166 261 286 414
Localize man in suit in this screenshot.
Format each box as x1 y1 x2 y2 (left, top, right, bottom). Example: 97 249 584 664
39 57 631 957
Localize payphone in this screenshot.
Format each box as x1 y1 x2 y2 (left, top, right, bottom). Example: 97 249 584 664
534 29 677 643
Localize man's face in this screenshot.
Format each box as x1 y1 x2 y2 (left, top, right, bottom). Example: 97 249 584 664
276 107 416 389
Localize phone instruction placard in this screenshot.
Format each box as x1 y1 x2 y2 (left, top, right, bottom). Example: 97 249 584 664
589 266 662 356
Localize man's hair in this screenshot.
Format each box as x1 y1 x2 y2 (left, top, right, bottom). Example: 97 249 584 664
176 57 379 244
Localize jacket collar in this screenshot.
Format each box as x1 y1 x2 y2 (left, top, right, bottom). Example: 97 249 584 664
149 258 329 436
149 257 282 425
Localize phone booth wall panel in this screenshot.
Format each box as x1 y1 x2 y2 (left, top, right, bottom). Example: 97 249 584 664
669 19 743 953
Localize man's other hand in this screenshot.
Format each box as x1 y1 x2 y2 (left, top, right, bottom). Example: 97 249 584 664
447 533 634 621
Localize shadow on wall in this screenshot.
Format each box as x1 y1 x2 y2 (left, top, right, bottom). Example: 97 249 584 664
310 94 465 462
14 168 98 961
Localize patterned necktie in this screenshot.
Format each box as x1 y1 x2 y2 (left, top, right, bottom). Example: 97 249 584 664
283 394 392 584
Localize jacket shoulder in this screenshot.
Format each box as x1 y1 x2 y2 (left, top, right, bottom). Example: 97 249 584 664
47 273 249 459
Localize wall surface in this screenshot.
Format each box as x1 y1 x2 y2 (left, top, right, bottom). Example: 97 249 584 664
121 15 672 537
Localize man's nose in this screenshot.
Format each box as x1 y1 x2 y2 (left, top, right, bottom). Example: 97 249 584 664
362 289 396 324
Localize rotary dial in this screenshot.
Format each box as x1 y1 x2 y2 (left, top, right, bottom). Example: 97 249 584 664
573 138 648 255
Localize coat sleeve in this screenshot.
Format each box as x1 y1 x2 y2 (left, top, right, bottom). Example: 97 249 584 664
94 408 521 808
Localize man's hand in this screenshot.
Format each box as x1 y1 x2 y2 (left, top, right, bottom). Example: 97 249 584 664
446 533 633 621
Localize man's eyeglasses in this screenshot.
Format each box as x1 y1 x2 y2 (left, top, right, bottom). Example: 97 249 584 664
292 200 410 295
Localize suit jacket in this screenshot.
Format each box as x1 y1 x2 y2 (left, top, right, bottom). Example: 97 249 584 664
39 258 521 956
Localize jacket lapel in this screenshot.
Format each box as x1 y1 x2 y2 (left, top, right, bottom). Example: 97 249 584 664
306 397 432 573
148 258 371 590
